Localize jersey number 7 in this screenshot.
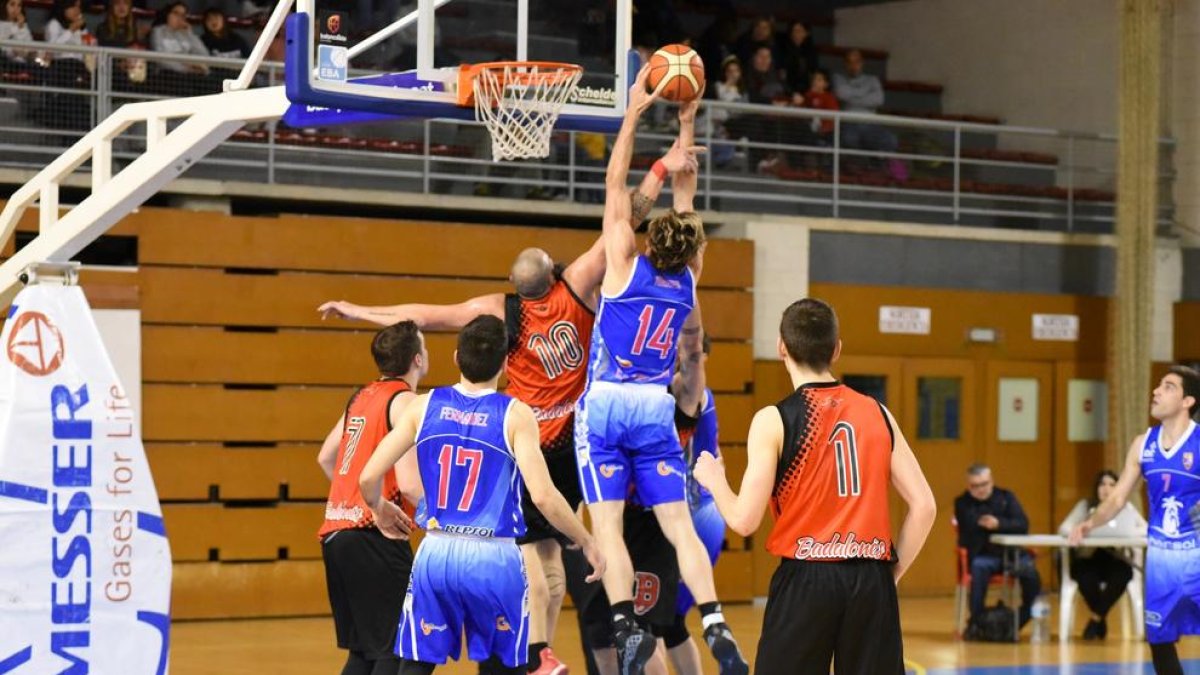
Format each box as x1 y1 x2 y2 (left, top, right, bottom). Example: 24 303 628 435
436 444 484 511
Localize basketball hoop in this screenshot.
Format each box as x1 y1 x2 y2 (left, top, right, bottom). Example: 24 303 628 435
460 61 583 161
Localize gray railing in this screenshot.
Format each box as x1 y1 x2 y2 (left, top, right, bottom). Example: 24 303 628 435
0 40 1175 233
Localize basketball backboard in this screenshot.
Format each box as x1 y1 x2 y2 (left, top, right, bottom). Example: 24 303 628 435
283 0 632 132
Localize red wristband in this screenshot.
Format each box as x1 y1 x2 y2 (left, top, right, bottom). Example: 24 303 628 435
651 159 668 182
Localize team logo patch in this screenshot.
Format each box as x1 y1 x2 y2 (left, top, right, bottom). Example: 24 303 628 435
1185 452 1194 471
599 463 623 478
326 14 341 33
420 619 448 636
496 616 512 632
426 517 440 530
657 461 681 478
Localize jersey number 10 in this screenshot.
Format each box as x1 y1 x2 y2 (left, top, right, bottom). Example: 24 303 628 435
528 321 585 380
830 422 861 498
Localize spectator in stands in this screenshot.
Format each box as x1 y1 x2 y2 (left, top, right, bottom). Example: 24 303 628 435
96 0 140 47
1057 470 1145 640
778 20 817 95
803 69 838 142
955 463 1042 631
833 48 904 179
736 16 774 68
0 0 35 69
97 0 151 90
45 0 91 58
696 8 737 93
711 54 748 169
151 1 215 94
743 45 792 173
201 8 248 58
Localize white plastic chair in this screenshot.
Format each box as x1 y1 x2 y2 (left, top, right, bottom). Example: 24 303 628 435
1058 547 1144 641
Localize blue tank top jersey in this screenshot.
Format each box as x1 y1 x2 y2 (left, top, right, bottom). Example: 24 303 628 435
1140 422 1200 549
588 255 696 387
414 385 525 538
686 389 719 506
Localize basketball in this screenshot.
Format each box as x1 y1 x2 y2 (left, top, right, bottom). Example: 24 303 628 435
646 44 705 102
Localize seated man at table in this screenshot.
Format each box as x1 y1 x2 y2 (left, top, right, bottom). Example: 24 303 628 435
955 463 1042 629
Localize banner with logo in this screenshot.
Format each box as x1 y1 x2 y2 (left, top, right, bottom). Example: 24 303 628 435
0 284 171 674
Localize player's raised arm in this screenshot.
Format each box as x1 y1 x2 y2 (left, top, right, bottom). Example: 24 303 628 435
316 414 345 480
360 395 430 539
695 405 783 536
672 307 706 416
563 143 699 302
509 401 605 582
885 408 936 583
1069 435 1146 545
672 88 704 215
318 293 505 329
602 64 660 288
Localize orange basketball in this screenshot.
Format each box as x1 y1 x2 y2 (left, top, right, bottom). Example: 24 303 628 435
646 44 705 102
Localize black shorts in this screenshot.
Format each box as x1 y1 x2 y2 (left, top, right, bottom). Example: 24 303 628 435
518 446 584 545
756 558 902 675
573 506 681 646
321 527 414 660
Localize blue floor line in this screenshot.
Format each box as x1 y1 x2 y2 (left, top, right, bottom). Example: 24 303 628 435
916 658 1200 674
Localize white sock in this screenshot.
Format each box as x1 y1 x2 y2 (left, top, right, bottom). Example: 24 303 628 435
701 612 725 630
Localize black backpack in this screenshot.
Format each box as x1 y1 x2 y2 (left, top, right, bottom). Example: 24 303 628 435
964 602 1017 642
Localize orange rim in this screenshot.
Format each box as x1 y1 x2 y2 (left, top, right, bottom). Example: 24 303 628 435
457 61 583 107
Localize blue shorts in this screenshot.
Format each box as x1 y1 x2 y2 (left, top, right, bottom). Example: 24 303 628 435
676 499 725 615
1145 544 1200 643
396 533 530 667
575 382 687 507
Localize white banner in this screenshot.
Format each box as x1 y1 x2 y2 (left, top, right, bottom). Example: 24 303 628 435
0 284 171 674
878 306 931 335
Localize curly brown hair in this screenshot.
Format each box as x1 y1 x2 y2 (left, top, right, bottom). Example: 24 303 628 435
646 210 705 274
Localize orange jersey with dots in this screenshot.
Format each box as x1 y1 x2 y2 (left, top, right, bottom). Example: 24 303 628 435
318 379 416 537
766 382 896 562
503 277 594 453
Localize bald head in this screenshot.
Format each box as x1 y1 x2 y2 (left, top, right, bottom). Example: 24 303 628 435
510 248 555 299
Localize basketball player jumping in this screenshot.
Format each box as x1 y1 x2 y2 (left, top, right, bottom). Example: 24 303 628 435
317 135 698 675
1069 365 1200 675
575 63 746 675
359 315 606 675
694 298 937 675
316 321 428 675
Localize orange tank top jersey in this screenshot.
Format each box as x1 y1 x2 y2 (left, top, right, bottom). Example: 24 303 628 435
766 382 896 562
317 379 416 538
504 276 594 453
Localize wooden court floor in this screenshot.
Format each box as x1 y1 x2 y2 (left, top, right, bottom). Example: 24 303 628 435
170 596 1200 674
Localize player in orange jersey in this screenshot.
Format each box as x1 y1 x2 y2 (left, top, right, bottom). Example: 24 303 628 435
694 299 937 675
315 143 697 675
316 321 429 675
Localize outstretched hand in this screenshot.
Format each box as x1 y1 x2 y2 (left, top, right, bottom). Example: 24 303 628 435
627 63 661 116
678 84 705 123
661 140 705 175
317 300 363 321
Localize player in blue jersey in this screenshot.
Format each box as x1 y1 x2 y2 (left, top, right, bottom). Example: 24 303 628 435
1070 365 1200 675
662 333 725 675
576 63 747 675
360 315 606 675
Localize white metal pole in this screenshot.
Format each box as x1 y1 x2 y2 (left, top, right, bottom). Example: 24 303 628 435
516 0 528 62
349 0 453 61
614 0 630 114
225 0 296 92
416 0 435 80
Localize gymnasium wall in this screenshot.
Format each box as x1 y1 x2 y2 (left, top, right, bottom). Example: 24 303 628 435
1185 248 1200 299
833 0 1118 136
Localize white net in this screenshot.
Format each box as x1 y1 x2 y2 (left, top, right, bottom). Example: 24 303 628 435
471 62 583 161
